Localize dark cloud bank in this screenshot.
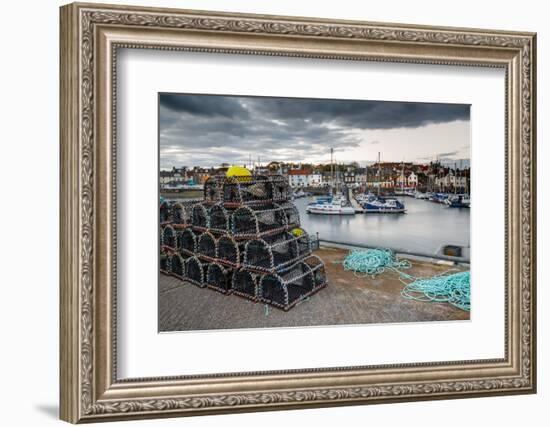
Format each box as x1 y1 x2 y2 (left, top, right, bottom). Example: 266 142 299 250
159 93 470 168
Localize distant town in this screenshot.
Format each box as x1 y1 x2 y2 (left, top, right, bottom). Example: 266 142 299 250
161 160 470 193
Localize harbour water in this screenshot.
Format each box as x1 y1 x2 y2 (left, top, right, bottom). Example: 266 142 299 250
295 196 470 256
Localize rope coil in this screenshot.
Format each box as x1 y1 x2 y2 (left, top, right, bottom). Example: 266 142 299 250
343 249 470 312
343 249 411 277
401 271 470 311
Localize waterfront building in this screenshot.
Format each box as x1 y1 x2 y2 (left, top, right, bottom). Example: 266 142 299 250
288 168 313 187
407 171 418 187
160 167 187 185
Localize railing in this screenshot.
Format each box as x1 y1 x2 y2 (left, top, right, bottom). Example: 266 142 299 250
310 233 470 264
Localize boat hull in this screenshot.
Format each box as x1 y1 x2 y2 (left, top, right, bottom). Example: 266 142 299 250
363 208 406 214
306 207 356 215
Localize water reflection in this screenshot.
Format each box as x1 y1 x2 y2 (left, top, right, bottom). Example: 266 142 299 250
295 196 470 255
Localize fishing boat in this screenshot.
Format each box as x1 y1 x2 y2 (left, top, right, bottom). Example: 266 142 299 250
361 197 406 213
306 198 356 215
445 194 470 208
306 148 356 215
310 195 332 204
293 189 307 198
429 192 449 204
355 192 378 204
414 191 429 200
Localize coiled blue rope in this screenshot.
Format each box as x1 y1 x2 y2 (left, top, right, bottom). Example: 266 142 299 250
401 271 470 311
343 249 470 312
343 248 411 277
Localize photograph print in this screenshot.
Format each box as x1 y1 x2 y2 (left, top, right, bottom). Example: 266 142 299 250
158 93 471 332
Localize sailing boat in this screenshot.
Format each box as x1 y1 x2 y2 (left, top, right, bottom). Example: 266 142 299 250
307 148 355 215
359 153 406 213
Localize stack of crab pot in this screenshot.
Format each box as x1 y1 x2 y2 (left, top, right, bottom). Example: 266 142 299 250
160 174 328 311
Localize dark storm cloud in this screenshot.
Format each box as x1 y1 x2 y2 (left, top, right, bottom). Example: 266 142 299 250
159 93 469 167
160 93 249 119
247 97 470 130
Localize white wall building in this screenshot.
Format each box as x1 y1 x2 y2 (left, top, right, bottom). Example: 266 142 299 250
407 171 418 187
287 169 322 187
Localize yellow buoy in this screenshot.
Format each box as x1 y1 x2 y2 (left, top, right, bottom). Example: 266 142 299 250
226 165 252 182
290 228 304 237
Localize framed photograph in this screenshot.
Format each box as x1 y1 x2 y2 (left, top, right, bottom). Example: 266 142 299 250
60 2 537 423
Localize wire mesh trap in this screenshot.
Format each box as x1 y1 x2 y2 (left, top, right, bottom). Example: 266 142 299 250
232 268 259 301
231 204 291 238
160 200 173 224
217 235 242 267
170 253 186 279
269 175 292 202
208 204 232 234
160 172 327 310
185 256 207 287
258 255 327 310
160 251 170 274
178 228 199 256
204 174 291 205
161 225 176 250
197 232 217 261
204 175 224 203
206 262 233 294
171 202 190 227
243 229 312 272
191 203 210 230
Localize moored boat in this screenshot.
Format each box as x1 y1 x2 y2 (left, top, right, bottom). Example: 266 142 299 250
414 191 429 200
429 192 449 204
445 194 470 208
362 197 406 213
306 197 356 215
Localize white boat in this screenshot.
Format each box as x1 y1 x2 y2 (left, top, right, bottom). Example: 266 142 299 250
414 191 429 200
444 194 470 208
306 199 356 215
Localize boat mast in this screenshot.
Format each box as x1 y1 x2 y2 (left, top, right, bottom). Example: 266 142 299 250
377 152 381 196
454 162 457 194
330 147 334 196
401 160 405 195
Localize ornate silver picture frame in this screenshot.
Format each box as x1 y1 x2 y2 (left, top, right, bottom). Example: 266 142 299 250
60 2 536 423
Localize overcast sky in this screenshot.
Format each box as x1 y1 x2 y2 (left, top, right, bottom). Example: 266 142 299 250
159 93 470 169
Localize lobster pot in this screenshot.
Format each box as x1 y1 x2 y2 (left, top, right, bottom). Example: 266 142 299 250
161 225 176 249
178 228 199 256
197 232 217 261
222 175 272 204
171 202 190 225
160 201 173 224
191 203 209 229
170 254 185 279
185 256 207 287
277 202 301 228
204 176 224 202
206 263 233 294
243 232 304 272
258 255 327 310
294 228 312 258
232 204 288 238
303 255 327 289
270 175 291 201
217 235 241 267
160 251 170 274
208 204 231 233
232 269 258 300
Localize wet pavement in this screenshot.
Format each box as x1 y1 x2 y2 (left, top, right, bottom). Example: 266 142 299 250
159 246 469 332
